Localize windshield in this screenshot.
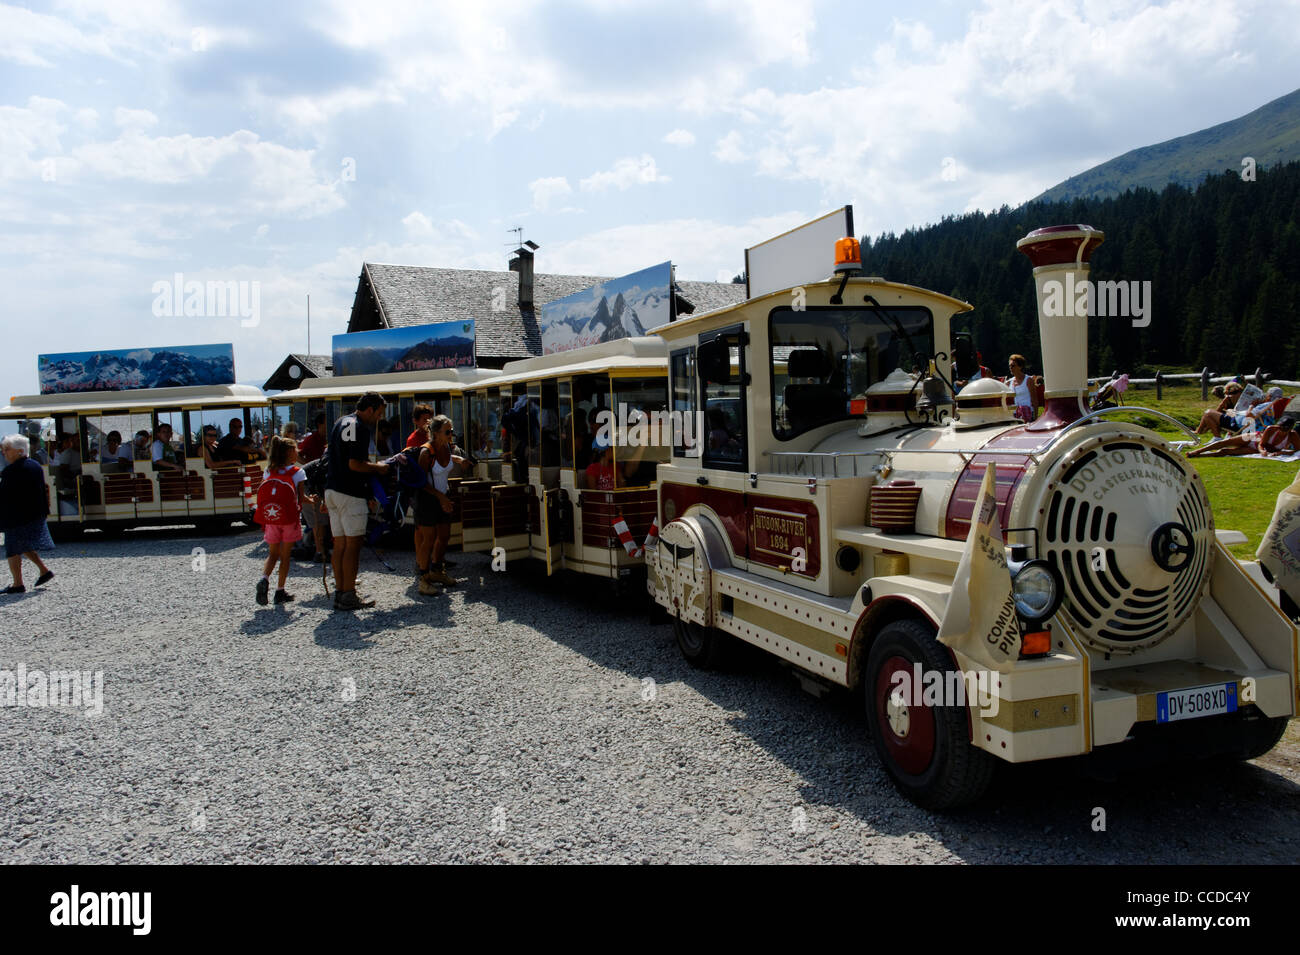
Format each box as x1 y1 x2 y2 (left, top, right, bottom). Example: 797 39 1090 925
770 306 933 440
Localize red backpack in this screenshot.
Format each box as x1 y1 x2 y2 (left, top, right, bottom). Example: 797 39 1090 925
253 467 301 526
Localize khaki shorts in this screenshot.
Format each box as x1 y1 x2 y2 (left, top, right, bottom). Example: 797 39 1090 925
324 489 369 538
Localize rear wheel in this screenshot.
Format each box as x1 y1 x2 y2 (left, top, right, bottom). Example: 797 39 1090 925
864 618 995 810
673 616 731 669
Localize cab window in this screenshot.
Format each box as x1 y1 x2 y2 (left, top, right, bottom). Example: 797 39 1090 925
699 326 747 471
770 305 934 440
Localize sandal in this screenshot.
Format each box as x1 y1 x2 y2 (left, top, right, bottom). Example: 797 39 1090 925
36 570 54 587
2 585 25 595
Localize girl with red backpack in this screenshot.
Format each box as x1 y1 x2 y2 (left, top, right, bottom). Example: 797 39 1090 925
254 435 316 605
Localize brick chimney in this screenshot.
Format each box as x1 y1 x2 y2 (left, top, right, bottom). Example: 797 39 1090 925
509 246 535 308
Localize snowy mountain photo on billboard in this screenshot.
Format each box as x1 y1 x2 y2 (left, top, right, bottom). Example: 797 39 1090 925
332 320 476 377
38 343 236 394
540 262 672 355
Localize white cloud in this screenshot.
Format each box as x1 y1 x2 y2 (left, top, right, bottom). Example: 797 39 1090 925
402 210 435 236
112 107 159 130
541 212 810 282
579 154 668 192
663 128 695 147
712 130 745 163
529 175 572 211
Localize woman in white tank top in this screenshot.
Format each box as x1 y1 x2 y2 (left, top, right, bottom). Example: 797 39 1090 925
1008 354 1037 423
414 415 469 592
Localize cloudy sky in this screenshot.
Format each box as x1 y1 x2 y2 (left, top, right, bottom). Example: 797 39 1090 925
2 0 1297 393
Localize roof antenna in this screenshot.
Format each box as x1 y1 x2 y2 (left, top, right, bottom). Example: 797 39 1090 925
506 227 539 252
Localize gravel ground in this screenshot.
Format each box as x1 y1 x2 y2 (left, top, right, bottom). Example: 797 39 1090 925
1 526 1297 864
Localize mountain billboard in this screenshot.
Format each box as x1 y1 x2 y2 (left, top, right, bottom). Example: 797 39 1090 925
540 262 673 355
38 343 236 395
332 320 476 377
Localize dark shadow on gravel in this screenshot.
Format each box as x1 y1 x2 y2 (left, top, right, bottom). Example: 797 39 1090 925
47 528 260 560
468 552 1300 863
239 606 304 635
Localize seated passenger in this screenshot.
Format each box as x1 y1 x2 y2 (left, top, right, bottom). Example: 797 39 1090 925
54 433 82 515
151 424 183 472
582 436 645 490
98 431 131 472
200 426 241 469
216 417 263 462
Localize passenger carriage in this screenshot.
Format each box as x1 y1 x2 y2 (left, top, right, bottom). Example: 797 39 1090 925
0 384 271 534
267 366 499 547
646 226 1298 808
459 337 669 582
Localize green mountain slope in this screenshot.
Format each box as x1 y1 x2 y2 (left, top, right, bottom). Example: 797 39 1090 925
1034 87 1300 202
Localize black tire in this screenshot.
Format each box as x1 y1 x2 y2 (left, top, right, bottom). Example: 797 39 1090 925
864 618 996 810
1236 714 1289 761
673 616 731 669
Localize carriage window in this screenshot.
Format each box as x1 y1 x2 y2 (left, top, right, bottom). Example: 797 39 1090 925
539 381 560 468
699 328 747 471
129 413 152 461
398 397 415 448
469 388 500 460
770 306 934 440
152 409 185 469
558 380 575 469
449 394 465 442
612 376 670 486
0 417 52 463
90 413 132 471
79 414 96 461
671 348 698 458
194 407 241 465
527 383 542 468
573 373 610 471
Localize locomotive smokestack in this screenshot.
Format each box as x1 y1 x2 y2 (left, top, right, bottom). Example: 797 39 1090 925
1016 224 1105 426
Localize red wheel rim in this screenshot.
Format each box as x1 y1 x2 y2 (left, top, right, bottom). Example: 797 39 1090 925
875 654 936 776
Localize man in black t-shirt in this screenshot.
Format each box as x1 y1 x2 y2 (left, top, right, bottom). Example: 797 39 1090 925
324 393 390 610
216 417 261 463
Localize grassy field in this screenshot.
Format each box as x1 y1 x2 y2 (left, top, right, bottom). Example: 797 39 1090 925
1099 382 1295 559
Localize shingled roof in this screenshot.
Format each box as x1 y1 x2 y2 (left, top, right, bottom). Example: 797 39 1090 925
347 261 747 366
262 353 333 392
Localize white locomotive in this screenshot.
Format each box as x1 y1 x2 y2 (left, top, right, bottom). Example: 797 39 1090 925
647 224 1297 809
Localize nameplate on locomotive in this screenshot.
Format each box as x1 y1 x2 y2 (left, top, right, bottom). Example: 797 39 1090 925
751 508 809 563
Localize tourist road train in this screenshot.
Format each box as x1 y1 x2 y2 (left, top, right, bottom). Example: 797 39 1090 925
3 224 1295 809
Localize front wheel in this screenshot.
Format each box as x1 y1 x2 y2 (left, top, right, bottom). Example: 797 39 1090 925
864 618 995 810
673 616 731 670
1235 714 1289 761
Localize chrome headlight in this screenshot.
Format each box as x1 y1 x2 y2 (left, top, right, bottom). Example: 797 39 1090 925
1011 560 1061 622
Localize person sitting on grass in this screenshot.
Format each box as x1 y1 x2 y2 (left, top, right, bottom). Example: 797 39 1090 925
1243 386 1288 431
1194 381 1246 438
1188 416 1300 458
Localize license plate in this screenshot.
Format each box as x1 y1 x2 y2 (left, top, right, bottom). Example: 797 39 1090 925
1156 683 1238 723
